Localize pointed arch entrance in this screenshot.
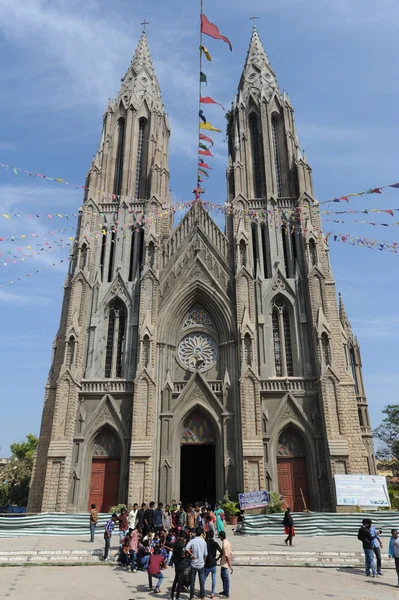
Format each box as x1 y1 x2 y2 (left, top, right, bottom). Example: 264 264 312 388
180 410 216 505
277 426 309 511
88 427 121 511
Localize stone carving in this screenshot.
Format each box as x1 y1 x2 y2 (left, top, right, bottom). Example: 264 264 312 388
183 307 212 329
110 281 124 296
272 277 286 291
97 405 113 424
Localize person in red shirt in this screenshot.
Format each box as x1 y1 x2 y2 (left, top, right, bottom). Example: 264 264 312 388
147 546 165 593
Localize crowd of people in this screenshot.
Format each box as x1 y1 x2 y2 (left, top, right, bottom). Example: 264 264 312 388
90 500 233 598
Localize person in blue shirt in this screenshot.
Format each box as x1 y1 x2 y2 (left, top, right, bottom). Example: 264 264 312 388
388 529 399 588
103 513 118 561
370 523 383 575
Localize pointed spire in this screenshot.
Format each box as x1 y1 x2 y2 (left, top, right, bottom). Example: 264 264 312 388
117 31 164 113
130 30 155 77
236 27 279 104
339 292 351 330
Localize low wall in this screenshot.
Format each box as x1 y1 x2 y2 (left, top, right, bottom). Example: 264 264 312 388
241 511 399 536
1 511 398 537
0 513 110 537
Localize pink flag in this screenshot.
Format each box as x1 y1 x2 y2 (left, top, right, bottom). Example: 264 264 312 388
199 149 213 157
199 133 214 147
201 14 232 51
200 96 225 111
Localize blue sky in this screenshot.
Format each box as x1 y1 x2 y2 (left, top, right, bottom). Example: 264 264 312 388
0 0 398 455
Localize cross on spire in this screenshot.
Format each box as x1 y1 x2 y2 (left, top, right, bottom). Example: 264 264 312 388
141 19 150 32
250 15 259 28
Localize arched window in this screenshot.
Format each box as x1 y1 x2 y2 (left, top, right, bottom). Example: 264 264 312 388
138 229 145 277
249 112 266 198
148 242 155 270
128 229 136 282
68 336 76 368
261 223 270 278
100 231 107 282
281 223 293 277
107 230 116 283
105 300 126 378
135 118 149 199
271 118 282 197
239 239 247 267
251 223 258 275
143 335 150 367
309 238 317 266
79 243 88 270
350 347 359 394
321 332 331 365
114 117 125 196
228 171 235 201
244 333 252 365
272 301 294 376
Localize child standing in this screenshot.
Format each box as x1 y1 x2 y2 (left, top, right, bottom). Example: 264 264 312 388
388 529 399 588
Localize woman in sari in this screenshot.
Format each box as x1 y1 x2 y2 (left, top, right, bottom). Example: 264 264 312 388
214 504 225 536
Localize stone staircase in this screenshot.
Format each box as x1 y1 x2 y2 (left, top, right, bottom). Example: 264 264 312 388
0 548 394 568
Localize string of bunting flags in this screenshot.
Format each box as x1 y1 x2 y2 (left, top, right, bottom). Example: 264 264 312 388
2 227 398 289
1 160 399 213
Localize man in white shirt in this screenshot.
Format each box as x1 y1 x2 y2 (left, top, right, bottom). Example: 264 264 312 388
219 531 233 598
127 503 138 530
186 527 208 600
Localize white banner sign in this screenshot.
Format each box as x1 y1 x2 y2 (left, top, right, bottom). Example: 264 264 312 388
334 474 390 507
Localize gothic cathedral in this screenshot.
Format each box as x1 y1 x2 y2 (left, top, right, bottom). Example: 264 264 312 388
28 27 375 514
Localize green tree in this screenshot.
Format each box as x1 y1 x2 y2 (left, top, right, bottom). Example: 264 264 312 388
374 404 399 468
0 434 38 507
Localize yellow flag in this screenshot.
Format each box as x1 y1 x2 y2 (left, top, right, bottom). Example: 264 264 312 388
200 45 212 61
200 121 222 133
2 214 10 219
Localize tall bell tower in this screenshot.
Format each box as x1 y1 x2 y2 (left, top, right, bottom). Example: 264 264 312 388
226 25 375 509
28 31 172 513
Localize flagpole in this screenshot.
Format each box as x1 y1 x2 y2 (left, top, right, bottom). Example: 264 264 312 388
197 0 204 199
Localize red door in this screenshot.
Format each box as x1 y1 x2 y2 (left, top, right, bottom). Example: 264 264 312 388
293 458 309 511
277 458 294 509
277 457 309 511
88 458 120 512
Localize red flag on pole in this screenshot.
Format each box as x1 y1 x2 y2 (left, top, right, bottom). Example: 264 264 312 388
201 14 232 51
199 133 214 147
200 96 225 111
199 149 213 157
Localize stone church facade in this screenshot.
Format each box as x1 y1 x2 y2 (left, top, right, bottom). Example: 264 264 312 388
28 27 375 514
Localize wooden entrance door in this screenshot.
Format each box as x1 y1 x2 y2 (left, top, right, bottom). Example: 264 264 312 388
88 458 120 512
277 457 309 511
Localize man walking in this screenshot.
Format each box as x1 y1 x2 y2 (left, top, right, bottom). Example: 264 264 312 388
219 531 233 598
89 503 98 542
204 530 221 599
103 513 118 561
186 527 207 600
358 518 377 577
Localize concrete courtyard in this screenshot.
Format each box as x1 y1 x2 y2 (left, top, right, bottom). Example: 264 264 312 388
1 564 399 600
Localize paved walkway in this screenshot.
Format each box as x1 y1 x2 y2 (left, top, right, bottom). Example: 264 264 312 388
1 565 399 600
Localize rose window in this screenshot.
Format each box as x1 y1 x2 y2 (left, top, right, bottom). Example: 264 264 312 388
178 332 217 370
